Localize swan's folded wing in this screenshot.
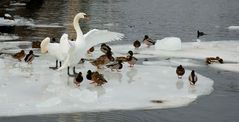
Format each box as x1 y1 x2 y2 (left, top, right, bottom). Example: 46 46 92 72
83 29 124 50
59 33 71 53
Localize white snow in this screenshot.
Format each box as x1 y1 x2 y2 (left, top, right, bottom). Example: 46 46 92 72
228 26 239 30
0 34 19 41
3 38 239 116
0 17 34 26
155 37 182 51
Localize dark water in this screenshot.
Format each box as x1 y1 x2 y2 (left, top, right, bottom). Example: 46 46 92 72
1 0 239 121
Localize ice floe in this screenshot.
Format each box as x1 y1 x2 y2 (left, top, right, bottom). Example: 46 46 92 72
1 38 239 116
228 26 239 30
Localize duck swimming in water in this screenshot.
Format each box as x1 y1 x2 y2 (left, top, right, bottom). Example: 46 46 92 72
189 70 198 85
197 30 207 38
12 50 25 61
86 70 107 86
176 65 185 79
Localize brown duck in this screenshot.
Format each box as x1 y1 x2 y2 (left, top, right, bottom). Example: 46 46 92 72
133 40 141 49
74 72 83 87
106 60 123 72
189 70 198 85
91 51 114 69
206 56 223 64
86 70 107 86
127 50 137 67
176 65 185 79
100 43 112 54
12 50 26 61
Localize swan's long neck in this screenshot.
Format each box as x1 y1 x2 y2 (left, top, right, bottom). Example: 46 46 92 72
73 15 83 41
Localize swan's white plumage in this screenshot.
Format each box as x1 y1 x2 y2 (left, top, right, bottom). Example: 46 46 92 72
40 33 70 61
58 29 124 70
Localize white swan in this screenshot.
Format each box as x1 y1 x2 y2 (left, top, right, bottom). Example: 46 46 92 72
40 13 88 70
40 33 70 69
58 14 124 72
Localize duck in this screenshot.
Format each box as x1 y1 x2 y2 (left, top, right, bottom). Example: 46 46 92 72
206 56 223 64
143 35 155 47
74 72 83 87
100 43 112 54
24 50 34 64
176 65 185 79
58 12 124 74
115 56 128 62
32 41 41 48
12 50 25 61
197 30 207 38
127 50 137 67
133 40 141 49
91 51 115 69
86 70 107 86
106 60 123 72
189 70 198 85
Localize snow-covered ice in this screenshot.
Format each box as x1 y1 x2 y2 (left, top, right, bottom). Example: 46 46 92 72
155 37 182 51
0 34 19 41
228 26 239 30
2 38 239 116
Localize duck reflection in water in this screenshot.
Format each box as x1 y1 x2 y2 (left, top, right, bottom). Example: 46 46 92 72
176 79 184 90
87 85 106 98
98 69 123 82
127 68 138 83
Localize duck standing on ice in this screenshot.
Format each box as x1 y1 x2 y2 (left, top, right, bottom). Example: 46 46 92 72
143 35 155 47
24 50 34 64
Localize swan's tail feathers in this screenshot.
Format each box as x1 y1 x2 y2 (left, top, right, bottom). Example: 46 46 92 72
40 37 50 54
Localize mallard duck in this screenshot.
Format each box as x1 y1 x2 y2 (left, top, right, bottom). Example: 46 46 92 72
86 70 107 86
12 50 25 61
127 50 137 67
106 60 123 72
115 56 128 62
176 65 185 79
143 35 155 47
91 51 114 69
197 30 207 38
74 72 83 87
32 41 41 48
100 43 112 54
24 50 34 64
133 40 141 49
206 56 223 64
189 70 198 85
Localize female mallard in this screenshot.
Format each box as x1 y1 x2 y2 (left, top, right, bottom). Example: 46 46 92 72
176 65 185 79
189 70 198 85
12 50 25 61
91 51 114 69
86 70 107 86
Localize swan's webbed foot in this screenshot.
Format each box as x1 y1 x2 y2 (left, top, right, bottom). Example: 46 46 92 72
67 67 76 77
49 60 58 70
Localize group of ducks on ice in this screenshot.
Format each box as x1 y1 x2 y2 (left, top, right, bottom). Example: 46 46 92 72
11 12 213 87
